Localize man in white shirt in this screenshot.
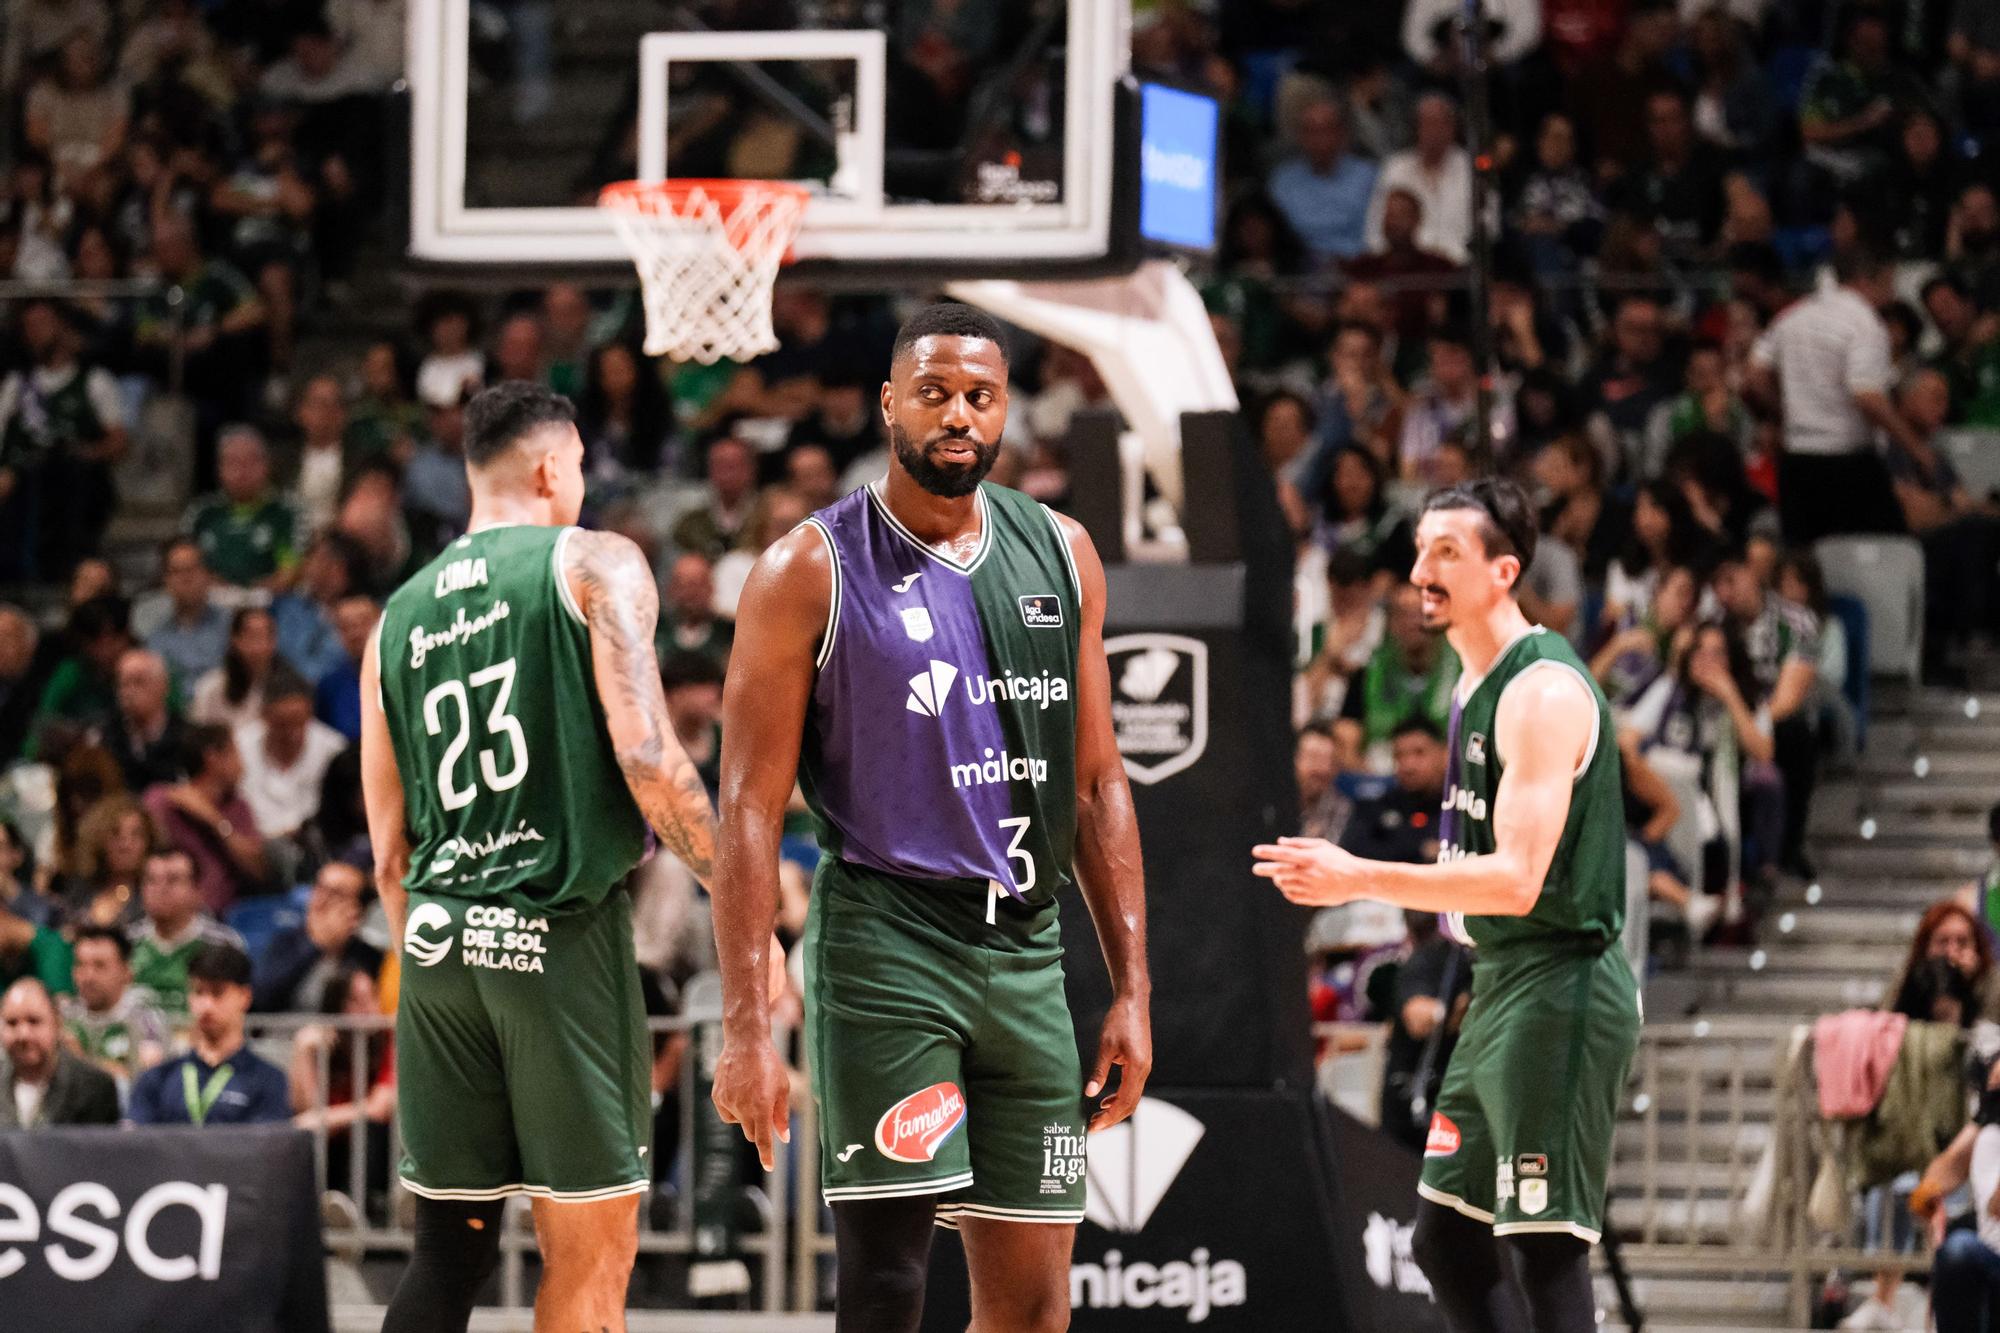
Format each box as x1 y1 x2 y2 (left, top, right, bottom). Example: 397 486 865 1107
234 667 346 841
1749 249 1918 543
1365 93 1476 263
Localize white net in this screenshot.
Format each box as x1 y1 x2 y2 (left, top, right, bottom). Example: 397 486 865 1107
599 180 809 365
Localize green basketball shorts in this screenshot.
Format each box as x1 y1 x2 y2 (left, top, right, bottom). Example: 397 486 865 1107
396 889 652 1203
805 859 1087 1228
1417 943 1641 1242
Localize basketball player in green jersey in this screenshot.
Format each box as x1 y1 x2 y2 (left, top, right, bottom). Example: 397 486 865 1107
360 382 717 1333
710 304 1151 1332
1255 478 1642 1333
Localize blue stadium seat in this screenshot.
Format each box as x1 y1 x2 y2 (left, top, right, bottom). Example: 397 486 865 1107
227 892 307 964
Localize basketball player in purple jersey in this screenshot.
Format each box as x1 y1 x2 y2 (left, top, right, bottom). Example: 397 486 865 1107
710 304 1151 1331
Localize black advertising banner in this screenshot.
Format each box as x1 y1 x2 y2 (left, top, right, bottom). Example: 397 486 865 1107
922 1089 1442 1331
1322 1102 1450 1333
0 1125 328 1333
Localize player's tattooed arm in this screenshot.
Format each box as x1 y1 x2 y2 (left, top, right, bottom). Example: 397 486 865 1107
568 528 717 885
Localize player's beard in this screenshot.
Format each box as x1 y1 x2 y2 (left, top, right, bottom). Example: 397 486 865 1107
892 421 999 498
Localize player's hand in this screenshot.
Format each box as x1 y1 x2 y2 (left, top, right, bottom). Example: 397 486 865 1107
712 1035 791 1172
1252 836 1370 906
1086 993 1152 1133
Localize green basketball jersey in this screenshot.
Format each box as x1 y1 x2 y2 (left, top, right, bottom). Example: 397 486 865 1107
378 525 645 915
1437 626 1625 954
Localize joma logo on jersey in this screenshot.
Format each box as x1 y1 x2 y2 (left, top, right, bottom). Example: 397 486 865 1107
950 747 1049 789
1466 732 1487 765
875 1083 967 1163
1019 594 1063 628
1444 784 1489 822
433 557 489 598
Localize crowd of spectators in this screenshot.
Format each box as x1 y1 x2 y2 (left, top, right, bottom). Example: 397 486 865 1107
0 0 1996 1313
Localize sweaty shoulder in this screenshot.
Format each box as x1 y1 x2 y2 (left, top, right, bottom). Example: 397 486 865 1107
1494 655 1598 770
738 521 834 643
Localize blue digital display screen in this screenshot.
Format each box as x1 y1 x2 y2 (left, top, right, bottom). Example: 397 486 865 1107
1138 82 1220 252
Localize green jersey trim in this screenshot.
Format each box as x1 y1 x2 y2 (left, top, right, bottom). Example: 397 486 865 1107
804 516 842 671
1493 657 1602 779
1038 502 1082 603
865 482 995 575
551 528 586 625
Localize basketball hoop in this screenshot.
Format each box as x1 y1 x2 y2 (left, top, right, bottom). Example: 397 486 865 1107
598 179 810 365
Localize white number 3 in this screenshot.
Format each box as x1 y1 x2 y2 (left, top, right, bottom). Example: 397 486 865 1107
997 816 1036 894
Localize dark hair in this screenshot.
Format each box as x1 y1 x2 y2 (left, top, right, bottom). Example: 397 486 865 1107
1324 445 1388 522
308 530 370 595
1684 618 1760 703
1421 477 1539 576
1777 549 1829 617
578 341 672 470
1988 800 2000 845
223 605 274 706
1898 955 1977 1026
1623 479 1705 576
71 922 131 962
67 594 130 645
660 651 726 692
143 845 196 884
181 722 235 777
316 962 370 1017
1726 241 1784 287
464 381 577 468
262 663 312 706
1390 716 1445 744
1880 300 1923 348
1219 192 1307 274
1326 546 1373 588
1257 389 1316 437
186 940 253 989
1833 246 1889 285
1295 721 1336 750
890 303 1010 368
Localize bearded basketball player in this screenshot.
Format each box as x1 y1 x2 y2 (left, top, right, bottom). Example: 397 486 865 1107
710 303 1152 1332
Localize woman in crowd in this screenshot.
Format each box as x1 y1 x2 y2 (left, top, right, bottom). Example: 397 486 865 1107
1603 480 1712 635
1889 901 2000 1024
1536 432 1630 594
1313 446 1415 588
1621 620 1775 923
1776 549 1856 764
577 340 673 482
1593 565 1701 708
189 605 278 730
0 817 52 927
292 963 397 1206
61 798 155 928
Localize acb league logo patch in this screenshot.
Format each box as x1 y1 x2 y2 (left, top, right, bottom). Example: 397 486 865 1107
875 1082 967 1163
1425 1113 1461 1158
